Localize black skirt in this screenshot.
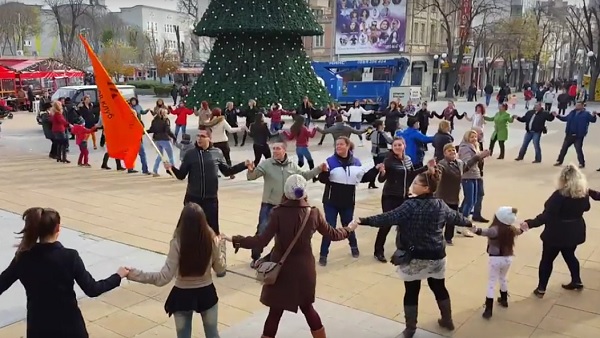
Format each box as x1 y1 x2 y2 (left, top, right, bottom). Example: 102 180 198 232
164 283 219 316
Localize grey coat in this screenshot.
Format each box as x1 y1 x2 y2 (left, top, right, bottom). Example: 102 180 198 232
317 122 368 142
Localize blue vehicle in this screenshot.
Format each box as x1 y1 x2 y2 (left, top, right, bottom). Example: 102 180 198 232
312 57 410 122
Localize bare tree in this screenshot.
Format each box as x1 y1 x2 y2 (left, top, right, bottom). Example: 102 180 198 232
146 29 181 83
45 0 90 66
566 2 600 101
418 0 502 98
472 17 506 86
0 1 42 56
527 5 553 84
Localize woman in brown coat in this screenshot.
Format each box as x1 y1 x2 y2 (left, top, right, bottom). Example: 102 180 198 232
222 174 357 338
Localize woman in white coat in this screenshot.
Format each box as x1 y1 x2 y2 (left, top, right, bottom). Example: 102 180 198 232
344 100 373 147
200 108 245 168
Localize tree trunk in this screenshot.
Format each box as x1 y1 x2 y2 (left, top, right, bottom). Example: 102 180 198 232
531 61 539 84
589 67 599 102
444 69 458 99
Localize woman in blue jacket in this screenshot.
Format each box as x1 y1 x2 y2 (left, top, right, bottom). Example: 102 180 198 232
395 116 435 167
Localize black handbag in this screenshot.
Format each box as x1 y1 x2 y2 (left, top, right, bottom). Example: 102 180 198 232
390 246 414 266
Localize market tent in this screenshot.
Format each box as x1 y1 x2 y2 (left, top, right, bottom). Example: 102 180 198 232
0 65 15 80
0 58 84 79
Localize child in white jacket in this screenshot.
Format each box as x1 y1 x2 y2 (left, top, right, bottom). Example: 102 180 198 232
472 206 526 320
344 100 373 146
543 89 556 112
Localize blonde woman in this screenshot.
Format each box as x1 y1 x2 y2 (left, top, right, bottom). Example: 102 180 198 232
523 164 599 297
458 130 489 232
50 101 70 163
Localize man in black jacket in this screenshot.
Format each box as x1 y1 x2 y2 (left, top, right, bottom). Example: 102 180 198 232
514 103 555 163
166 126 251 236
483 83 494 107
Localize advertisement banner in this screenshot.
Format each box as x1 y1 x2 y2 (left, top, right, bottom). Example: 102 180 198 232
335 0 407 55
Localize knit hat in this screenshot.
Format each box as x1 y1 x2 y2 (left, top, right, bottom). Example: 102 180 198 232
284 174 307 200
495 206 517 226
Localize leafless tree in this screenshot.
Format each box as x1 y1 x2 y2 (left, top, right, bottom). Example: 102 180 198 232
528 5 553 84
418 0 502 98
565 2 600 100
45 0 90 66
0 1 42 56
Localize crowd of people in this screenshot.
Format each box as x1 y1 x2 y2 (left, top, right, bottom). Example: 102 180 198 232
1 86 599 338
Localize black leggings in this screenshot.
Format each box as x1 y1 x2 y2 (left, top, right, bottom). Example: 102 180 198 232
489 135 505 159
444 203 459 241
263 304 322 337
213 141 232 166
374 195 406 256
404 278 450 306
253 144 271 166
538 244 581 291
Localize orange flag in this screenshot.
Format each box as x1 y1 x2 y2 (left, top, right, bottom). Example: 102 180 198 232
79 34 144 169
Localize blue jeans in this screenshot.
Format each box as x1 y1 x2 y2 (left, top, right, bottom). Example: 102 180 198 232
139 142 149 173
174 124 186 139
461 179 484 218
518 131 542 162
252 203 276 260
173 304 220 338
270 121 283 132
153 140 175 173
319 203 357 257
485 94 491 106
296 146 313 167
304 115 311 126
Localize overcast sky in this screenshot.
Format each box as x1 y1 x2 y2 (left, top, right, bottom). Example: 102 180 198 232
13 0 180 12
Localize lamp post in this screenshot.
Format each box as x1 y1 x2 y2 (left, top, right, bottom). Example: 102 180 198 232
432 54 445 101
477 57 484 90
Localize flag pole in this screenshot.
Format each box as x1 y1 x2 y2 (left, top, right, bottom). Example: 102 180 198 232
131 109 176 177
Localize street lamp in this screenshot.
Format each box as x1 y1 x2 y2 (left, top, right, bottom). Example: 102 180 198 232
432 54 447 101
588 51 595 58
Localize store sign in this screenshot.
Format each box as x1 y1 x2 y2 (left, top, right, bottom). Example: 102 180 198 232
459 0 472 38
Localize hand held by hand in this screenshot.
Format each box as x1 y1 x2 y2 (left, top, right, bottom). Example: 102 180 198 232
117 267 129 278
320 163 328 171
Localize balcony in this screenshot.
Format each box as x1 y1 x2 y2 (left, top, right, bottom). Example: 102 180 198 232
309 0 330 8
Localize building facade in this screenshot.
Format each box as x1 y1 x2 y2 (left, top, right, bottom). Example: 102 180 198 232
116 5 192 53
304 0 454 99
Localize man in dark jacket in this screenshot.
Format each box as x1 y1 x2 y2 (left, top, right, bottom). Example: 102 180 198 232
554 102 597 168
514 103 555 163
483 83 493 107
166 126 251 236
39 103 57 158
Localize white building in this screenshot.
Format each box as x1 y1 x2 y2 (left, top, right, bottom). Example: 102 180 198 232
115 5 192 53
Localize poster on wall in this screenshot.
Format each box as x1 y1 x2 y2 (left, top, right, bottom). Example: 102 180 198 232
335 0 407 55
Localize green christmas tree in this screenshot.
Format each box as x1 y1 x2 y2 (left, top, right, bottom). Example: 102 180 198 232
186 0 331 110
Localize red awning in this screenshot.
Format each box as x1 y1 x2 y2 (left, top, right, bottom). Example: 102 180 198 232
0 59 40 71
0 65 15 80
18 70 84 79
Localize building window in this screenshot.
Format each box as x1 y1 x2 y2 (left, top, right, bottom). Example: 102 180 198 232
147 21 158 32
312 9 324 18
430 24 436 45
413 22 420 44
313 34 324 48
420 23 426 44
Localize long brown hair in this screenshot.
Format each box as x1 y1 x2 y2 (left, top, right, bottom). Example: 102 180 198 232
16 207 61 258
290 115 305 137
175 203 215 277
490 207 520 256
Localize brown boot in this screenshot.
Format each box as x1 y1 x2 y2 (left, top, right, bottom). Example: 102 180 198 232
311 327 326 338
436 299 455 330
402 305 418 338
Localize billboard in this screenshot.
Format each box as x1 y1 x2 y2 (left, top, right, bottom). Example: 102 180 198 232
335 0 407 55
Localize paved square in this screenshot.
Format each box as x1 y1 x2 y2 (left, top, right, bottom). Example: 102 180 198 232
1 98 600 337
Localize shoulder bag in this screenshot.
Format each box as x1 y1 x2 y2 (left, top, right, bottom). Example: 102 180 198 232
256 207 312 285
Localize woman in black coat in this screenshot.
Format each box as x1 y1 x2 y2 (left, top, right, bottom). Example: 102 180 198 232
523 164 599 298
0 207 128 338
432 120 453 160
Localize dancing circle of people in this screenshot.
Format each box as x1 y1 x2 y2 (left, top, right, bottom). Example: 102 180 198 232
2 92 600 338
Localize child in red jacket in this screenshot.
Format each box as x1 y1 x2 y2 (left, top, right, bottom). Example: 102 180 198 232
524 88 533 110
71 117 94 167
169 102 193 140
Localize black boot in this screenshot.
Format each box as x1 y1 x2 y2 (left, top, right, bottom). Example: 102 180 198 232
497 291 508 307
401 305 417 338
436 299 455 330
482 297 493 319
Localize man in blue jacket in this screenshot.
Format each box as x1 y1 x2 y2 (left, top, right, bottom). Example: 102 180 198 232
395 117 434 168
554 102 597 168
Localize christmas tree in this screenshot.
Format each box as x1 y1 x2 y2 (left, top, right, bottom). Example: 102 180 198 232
186 0 331 110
